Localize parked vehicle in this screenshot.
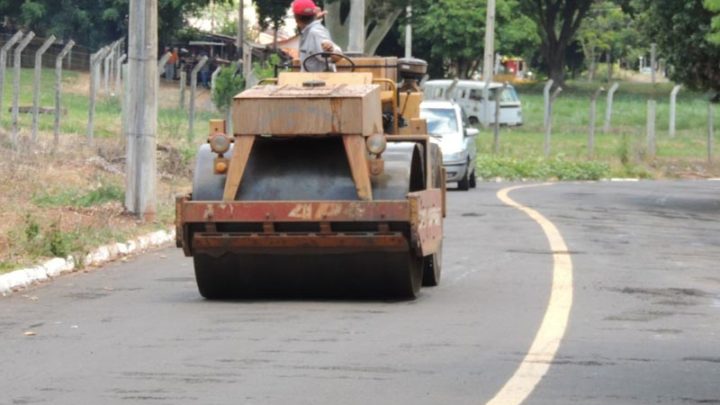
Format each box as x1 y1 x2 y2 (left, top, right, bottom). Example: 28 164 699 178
420 100 478 191
422 79 523 126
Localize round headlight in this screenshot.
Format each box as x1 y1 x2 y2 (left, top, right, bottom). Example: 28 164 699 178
366 134 387 155
209 133 231 155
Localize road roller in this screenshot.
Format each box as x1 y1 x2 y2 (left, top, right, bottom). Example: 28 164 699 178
175 55 445 299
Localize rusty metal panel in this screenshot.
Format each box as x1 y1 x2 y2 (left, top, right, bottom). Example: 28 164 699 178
192 232 409 254
181 201 411 223
408 189 443 257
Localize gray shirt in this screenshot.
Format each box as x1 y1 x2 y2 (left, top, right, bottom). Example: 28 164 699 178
299 20 341 72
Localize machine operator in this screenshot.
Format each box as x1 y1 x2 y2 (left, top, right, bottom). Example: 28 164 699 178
292 0 343 72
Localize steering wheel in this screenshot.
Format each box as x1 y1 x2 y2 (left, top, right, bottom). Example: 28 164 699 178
303 52 356 72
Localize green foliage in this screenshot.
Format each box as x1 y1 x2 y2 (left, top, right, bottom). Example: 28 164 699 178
0 0 232 48
412 0 539 78
706 0 720 44
212 63 245 113
253 54 283 80
255 0 293 32
21 216 80 259
475 156 610 181
34 184 124 208
635 0 720 94
578 1 639 79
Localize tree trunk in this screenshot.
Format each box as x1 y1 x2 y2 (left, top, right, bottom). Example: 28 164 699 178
607 51 613 81
588 51 596 82
544 43 566 85
325 1 402 56
325 2 349 50
365 9 403 55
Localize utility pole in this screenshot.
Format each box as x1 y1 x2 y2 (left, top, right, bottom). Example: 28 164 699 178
125 0 158 220
405 5 412 58
348 0 366 54
237 0 245 54
482 0 496 127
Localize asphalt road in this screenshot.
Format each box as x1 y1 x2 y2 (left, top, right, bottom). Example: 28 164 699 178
1 181 719 405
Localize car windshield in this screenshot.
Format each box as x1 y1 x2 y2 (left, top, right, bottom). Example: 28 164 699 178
421 108 459 135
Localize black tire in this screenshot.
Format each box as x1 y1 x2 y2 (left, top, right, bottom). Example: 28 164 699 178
422 242 443 287
469 170 477 188
457 166 470 191
193 255 237 300
469 116 479 125
365 251 423 299
398 254 424 299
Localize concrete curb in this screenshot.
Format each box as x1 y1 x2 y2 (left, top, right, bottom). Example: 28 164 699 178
0 229 176 296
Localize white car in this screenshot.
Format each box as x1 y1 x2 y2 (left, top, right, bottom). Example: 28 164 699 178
422 79 523 126
420 100 478 190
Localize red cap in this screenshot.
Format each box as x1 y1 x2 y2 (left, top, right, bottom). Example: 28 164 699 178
292 0 318 16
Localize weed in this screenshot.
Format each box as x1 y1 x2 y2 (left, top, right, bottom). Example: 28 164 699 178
24 214 41 242
47 222 75 258
34 183 124 208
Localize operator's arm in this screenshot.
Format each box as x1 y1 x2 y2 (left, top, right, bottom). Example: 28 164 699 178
310 28 342 62
321 41 343 62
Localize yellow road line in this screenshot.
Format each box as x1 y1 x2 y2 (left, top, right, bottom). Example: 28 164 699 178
487 184 574 405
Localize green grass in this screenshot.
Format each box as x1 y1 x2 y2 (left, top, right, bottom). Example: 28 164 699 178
475 80 719 179
33 183 124 208
0 67 216 145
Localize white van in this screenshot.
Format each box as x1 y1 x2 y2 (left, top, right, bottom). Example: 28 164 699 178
422 80 523 126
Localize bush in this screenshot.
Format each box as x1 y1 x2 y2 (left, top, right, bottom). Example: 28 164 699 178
475 156 610 181
211 63 246 113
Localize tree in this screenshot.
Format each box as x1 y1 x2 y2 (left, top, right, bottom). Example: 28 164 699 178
577 1 638 81
411 0 539 79
706 0 720 44
635 0 720 95
0 0 229 48
254 0 293 49
518 0 594 84
321 0 408 55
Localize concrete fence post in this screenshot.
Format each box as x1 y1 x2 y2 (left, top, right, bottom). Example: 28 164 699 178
544 86 563 158
669 85 682 138
588 87 605 158
87 46 110 144
188 56 208 140
603 82 619 133
0 31 24 124
211 66 222 101
32 35 56 142
493 82 507 154
103 47 115 97
543 79 554 131
647 99 657 158
11 31 35 147
115 54 127 95
709 102 715 163
54 40 75 147
157 51 172 76
179 70 187 110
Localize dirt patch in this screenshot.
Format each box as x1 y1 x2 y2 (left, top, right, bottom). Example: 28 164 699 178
0 132 190 272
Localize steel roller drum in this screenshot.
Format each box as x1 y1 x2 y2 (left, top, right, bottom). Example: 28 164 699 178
190 137 425 298
192 137 424 201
